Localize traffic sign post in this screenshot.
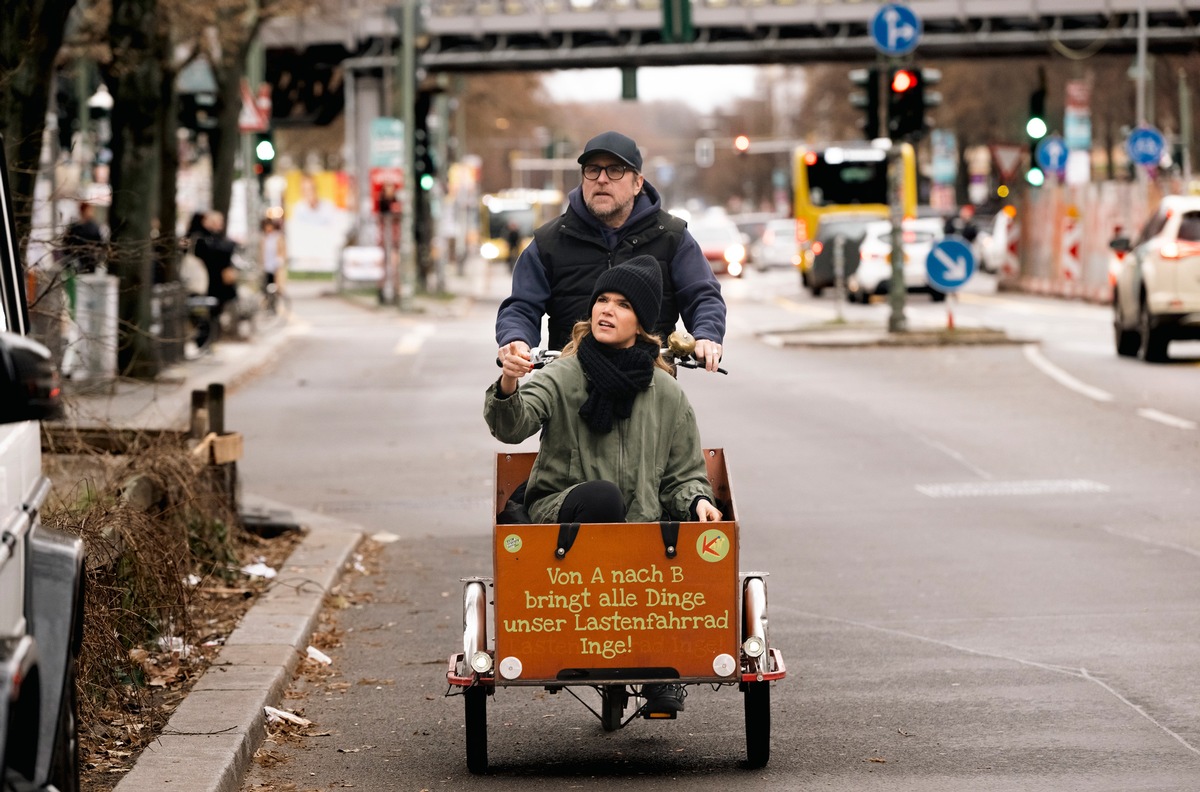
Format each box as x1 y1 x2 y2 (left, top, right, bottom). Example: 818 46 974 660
1035 134 1069 178
927 237 976 330
1127 125 1166 169
871 4 921 56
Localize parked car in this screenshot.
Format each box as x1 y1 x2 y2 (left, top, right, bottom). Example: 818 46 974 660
801 214 874 297
849 218 947 303
0 137 84 791
750 218 799 272
689 214 747 277
1110 194 1200 362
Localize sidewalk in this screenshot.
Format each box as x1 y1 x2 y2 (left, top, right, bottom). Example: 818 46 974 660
46 286 368 792
80 263 510 792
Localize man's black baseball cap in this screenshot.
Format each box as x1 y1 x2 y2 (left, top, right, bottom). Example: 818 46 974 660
577 131 643 172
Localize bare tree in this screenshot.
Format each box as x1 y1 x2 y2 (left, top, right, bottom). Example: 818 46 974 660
0 0 78 251
104 0 164 376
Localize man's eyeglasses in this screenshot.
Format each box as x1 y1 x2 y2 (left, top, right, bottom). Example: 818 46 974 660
582 163 631 181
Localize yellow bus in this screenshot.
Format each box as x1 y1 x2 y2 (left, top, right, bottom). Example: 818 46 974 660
793 142 917 288
479 189 564 268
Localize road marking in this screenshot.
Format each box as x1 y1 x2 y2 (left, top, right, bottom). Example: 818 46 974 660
773 295 835 319
1103 526 1200 560
1022 344 1114 402
916 479 1110 498
394 324 434 355
907 429 994 480
1136 407 1197 430
777 608 1200 758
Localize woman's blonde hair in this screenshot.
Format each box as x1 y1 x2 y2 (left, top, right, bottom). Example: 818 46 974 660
560 320 674 375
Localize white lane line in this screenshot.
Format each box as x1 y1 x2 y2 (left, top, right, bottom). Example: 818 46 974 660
394 324 434 355
1103 526 1200 560
1022 344 1114 402
779 606 1200 758
916 479 1110 498
908 430 994 481
1136 408 1197 430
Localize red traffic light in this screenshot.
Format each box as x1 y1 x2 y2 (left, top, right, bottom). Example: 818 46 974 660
733 134 751 153
891 69 916 93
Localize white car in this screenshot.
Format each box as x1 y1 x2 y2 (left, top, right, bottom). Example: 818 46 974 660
849 218 946 303
750 219 798 271
1110 194 1200 362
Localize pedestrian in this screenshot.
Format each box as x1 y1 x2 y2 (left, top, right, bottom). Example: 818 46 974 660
193 211 238 329
486 255 721 714
504 220 521 272
61 201 104 274
260 217 286 293
944 204 978 243
495 130 727 372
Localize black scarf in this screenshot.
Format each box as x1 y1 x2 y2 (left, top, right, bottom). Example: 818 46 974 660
577 334 658 434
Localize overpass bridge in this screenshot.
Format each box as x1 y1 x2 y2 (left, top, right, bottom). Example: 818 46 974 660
263 0 1199 72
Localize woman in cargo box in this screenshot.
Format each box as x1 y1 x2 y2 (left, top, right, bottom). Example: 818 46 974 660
485 254 722 527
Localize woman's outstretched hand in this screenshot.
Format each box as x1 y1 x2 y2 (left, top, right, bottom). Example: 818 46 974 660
497 341 533 395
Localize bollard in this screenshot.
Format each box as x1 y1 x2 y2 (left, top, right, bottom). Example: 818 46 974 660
206 383 225 436
833 234 846 322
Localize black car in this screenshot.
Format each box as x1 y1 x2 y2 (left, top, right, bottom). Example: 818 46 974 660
802 215 876 297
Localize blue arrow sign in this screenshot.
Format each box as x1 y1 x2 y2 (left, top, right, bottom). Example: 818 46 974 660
1035 135 1069 173
1127 126 1166 167
926 237 975 293
871 4 922 56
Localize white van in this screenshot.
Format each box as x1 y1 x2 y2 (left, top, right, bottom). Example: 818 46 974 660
0 137 84 791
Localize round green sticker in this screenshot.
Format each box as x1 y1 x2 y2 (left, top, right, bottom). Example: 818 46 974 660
503 533 523 553
695 529 729 562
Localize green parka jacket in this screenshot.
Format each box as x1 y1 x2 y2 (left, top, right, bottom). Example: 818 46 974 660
484 356 714 524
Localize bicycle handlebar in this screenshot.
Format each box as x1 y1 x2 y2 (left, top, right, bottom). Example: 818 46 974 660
496 331 727 375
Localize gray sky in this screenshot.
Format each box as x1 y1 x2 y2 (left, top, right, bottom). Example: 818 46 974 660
542 65 761 113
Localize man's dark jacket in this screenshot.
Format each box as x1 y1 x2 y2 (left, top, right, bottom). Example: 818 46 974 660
496 181 725 350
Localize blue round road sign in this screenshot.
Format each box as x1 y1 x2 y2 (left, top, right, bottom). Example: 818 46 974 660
871 4 922 56
926 237 975 293
1127 126 1166 167
1035 135 1069 173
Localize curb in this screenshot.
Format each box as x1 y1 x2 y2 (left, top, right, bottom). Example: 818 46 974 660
112 495 364 792
758 323 1027 348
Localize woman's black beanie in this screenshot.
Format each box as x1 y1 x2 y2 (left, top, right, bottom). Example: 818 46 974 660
589 255 662 332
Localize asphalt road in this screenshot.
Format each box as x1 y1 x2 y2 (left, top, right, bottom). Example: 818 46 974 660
235 267 1200 791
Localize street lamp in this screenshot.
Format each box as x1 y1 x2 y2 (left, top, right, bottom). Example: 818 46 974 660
87 84 114 169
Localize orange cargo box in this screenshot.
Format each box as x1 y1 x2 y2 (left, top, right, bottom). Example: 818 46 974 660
491 450 740 685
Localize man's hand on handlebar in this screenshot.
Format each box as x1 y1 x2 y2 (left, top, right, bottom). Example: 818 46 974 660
693 339 724 373
695 499 723 522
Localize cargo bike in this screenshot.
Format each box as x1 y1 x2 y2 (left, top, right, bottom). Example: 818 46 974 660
446 444 786 773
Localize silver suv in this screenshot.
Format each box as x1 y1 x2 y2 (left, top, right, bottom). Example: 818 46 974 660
1 138 84 791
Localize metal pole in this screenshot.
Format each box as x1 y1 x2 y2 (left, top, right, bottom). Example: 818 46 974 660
245 0 262 258
1181 68 1193 183
887 143 907 333
399 0 416 311
833 234 846 323
1135 0 1147 126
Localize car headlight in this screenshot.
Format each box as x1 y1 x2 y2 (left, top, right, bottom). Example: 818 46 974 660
480 242 500 260
725 244 746 264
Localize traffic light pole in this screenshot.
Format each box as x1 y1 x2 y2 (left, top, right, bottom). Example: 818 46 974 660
399 0 417 311
887 141 907 333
